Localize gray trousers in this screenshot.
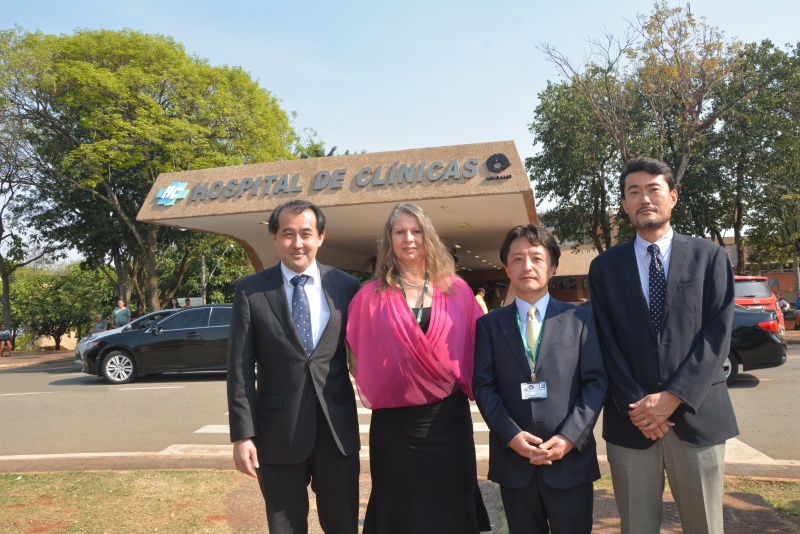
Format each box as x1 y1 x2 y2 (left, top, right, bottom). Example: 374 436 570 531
607 430 725 534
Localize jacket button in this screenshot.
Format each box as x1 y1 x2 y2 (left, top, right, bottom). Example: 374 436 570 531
307 391 316 398
652 348 658 354
656 382 662 390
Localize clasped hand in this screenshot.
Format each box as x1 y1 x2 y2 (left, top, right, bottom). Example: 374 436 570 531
628 391 681 440
508 431 574 465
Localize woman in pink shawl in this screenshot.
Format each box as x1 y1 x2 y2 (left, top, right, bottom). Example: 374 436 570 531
347 203 490 533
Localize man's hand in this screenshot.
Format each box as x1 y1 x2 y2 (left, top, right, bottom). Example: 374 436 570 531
629 391 680 440
233 438 259 478
508 431 543 460
530 434 575 465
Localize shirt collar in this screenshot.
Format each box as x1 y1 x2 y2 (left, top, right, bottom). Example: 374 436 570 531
515 292 550 321
280 261 320 287
635 227 674 259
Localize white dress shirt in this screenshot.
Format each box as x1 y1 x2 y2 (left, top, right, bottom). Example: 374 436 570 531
514 293 551 341
634 228 674 307
280 261 331 349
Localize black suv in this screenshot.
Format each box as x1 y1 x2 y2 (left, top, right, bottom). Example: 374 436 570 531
81 304 232 384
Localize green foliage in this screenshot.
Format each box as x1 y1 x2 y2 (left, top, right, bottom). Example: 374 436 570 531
1 28 299 312
535 3 797 256
10 263 116 349
527 81 618 251
158 239 254 305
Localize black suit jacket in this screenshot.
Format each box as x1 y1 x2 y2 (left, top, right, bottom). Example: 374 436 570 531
588 233 739 449
227 263 361 464
473 297 608 490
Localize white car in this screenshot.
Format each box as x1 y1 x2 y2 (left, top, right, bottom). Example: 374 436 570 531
75 309 182 363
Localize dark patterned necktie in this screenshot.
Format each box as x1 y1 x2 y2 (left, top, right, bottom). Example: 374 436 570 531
647 244 666 332
290 274 314 355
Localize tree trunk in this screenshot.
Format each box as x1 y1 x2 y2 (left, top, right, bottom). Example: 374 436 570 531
0 254 11 325
145 225 161 312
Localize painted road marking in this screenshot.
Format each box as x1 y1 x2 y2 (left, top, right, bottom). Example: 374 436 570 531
195 422 492 435
0 392 53 397
118 386 186 391
3 438 798 466
195 425 229 434
356 406 481 415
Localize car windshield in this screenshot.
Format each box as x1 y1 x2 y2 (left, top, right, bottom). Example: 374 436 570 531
734 281 773 298
128 311 176 330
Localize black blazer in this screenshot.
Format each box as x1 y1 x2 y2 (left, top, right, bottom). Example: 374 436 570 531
473 297 608 490
588 233 739 449
226 263 361 464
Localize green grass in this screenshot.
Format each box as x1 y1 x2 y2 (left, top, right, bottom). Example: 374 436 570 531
0 471 238 533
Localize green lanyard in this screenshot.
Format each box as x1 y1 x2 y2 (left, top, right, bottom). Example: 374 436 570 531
516 308 543 381
399 272 429 324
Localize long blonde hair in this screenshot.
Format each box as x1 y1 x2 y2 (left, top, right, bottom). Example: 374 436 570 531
374 203 456 292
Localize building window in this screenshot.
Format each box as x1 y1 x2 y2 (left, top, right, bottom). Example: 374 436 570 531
550 276 577 290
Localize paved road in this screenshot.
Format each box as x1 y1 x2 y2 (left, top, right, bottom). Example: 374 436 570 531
1 346 799 477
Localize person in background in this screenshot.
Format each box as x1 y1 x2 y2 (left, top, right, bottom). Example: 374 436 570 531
795 294 800 330
347 203 490 533
183 298 191 308
0 323 12 357
111 300 131 327
166 297 181 309
776 292 790 314
92 314 108 333
475 287 489 314
227 199 361 533
473 224 607 533
589 157 737 533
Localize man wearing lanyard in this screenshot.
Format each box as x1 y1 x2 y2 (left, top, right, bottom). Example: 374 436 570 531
473 224 608 533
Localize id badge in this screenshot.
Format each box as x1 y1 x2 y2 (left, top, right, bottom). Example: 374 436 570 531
521 381 548 400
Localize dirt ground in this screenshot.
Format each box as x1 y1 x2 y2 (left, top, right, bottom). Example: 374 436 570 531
224 475 798 533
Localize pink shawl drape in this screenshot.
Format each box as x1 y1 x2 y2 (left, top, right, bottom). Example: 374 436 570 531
346 276 482 409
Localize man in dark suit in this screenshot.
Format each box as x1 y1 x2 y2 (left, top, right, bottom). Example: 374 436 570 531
227 199 361 534
473 224 608 533
588 157 738 533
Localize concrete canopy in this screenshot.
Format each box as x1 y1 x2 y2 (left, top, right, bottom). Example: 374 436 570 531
137 141 538 275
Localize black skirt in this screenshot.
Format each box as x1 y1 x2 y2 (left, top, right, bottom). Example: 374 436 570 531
364 390 491 533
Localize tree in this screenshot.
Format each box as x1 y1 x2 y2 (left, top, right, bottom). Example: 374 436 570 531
526 81 619 252
540 2 758 187
740 43 800 282
12 263 115 349
1 28 298 313
0 89 60 328
534 3 789 253
156 239 254 305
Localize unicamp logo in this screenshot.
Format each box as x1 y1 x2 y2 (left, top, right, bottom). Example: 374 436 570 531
155 182 189 206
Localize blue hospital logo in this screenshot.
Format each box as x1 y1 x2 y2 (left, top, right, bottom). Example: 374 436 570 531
155 182 189 206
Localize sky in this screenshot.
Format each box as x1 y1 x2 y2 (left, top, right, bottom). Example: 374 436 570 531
3 0 800 168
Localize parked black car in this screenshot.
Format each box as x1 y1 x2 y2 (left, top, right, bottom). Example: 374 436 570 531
726 305 787 384
81 304 232 384
580 302 786 385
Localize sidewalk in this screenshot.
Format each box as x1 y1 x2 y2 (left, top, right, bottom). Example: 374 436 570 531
2 345 799 532
0 348 77 369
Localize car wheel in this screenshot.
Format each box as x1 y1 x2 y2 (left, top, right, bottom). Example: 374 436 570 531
102 351 138 384
723 353 739 385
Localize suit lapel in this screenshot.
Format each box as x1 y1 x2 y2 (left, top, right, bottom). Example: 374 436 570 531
615 239 657 338
316 264 341 357
535 298 566 374
498 304 536 378
663 232 688 328
263 264 307 356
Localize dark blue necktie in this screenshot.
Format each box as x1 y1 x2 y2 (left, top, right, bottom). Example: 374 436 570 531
290 274 314 355
648 244 666 332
